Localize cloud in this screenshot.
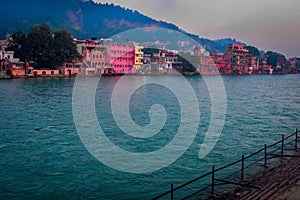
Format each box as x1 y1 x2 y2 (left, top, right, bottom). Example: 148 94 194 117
145 0 179 9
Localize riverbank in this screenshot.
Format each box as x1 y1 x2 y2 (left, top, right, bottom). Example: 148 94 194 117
1 71 298 79
0 74 10 79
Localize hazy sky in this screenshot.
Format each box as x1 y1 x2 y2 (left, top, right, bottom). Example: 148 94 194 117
94 0 300 57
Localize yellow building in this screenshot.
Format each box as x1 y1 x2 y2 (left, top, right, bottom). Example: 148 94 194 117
134 43 144 71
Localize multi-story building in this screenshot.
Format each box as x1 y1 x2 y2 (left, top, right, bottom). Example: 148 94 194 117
212 55 232 74
76 39 137 75
249 56 259 74
248 56 273 74
165 51 181 72
223 44 250 74
140 50 182 74
104 40 135 74
77 39 111 75
143 54 151 64
134 43 143 72
199 56 223 75
152 51 166 65
1 50 15 61
289 57 298 74
258 56 273 74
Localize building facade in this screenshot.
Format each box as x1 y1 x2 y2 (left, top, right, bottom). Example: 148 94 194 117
134 43 144 72
76 39 136 75
105 42 135 74
223 44 250 74
58 62 82 76
77 39 111 75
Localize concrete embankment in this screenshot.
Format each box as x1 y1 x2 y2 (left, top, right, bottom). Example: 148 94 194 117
220 151 300 200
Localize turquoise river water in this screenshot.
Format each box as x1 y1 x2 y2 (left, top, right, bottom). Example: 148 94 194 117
0 74 299 199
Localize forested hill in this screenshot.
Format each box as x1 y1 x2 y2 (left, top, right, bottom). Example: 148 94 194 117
0 0 241 52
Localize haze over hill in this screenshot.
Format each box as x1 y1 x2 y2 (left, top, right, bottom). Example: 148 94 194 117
96 0 300 58
0 0 242 53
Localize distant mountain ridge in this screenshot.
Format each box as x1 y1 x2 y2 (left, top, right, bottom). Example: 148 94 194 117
0 0 244 53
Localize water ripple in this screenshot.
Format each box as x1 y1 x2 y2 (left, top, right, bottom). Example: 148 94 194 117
0 75 300 199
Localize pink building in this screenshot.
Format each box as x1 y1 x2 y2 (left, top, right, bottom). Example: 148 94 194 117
223 44 250 74
105 42 135 74
76 39 135 75
199 56 221 75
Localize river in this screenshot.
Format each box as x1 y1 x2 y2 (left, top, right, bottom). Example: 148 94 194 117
0 74 299 199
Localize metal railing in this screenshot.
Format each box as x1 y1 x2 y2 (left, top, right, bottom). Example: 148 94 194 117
152 129 299 200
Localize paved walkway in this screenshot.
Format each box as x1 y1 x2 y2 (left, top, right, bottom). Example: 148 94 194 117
277 179 300 200
222 151 300 200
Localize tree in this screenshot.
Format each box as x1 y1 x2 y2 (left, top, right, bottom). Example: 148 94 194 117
50 29 82 68
296 58 300 69
142 47 160 55
265 51 289 68
6 31 29 61
178 52 199 72
245 46 260 57
265 51 290 74
265 51 277 67
6 24 81 69
27 24 53 68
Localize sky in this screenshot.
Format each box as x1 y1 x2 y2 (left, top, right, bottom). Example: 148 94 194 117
94 0 300 57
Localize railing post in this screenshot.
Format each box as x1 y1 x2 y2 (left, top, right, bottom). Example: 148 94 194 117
241 155 244 181
211 166 215 196
281 134 284 155
170 184 174 200
264 144 267 166
296 129 298 149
